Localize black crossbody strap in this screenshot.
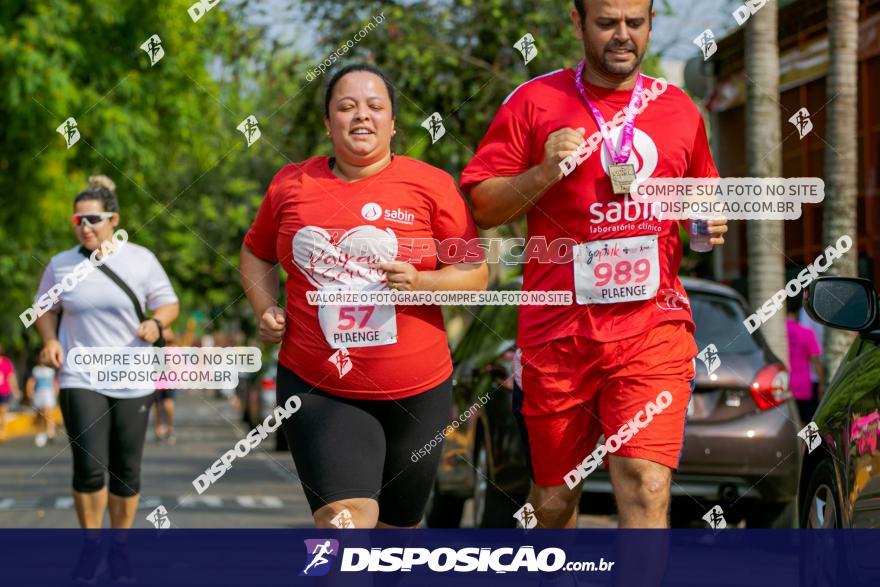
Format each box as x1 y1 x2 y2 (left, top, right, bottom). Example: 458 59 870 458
78 246 164 346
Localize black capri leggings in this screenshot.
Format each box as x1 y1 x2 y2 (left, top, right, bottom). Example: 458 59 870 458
59 388 153 497
276 365 452 527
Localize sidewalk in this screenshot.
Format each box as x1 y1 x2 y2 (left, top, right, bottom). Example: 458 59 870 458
2 407 63 440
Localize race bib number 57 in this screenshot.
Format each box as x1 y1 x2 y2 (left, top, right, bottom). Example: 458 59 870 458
318 294 397 349
573 235 660 304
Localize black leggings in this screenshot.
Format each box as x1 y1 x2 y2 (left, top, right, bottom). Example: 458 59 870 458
276 365 452 527
59 388 153 497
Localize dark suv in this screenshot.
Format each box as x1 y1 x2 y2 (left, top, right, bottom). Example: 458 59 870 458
799 276 880 528
426 277 801 527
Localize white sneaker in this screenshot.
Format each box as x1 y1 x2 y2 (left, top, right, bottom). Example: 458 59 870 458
35 433 47 447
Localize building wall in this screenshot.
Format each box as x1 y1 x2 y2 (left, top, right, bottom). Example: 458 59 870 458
707 0 880 286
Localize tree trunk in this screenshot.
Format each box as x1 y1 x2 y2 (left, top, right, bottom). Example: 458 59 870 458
823 0 860 378
745 0 788 364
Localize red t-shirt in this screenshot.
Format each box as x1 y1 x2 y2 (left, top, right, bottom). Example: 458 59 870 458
461 68 719 348
244 155 481 399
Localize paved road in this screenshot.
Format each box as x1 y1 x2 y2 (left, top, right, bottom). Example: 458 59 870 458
0 391 614 529
0 391 312 528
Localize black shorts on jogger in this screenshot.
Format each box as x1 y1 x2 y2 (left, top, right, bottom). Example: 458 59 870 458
59 388 153 496
276 364 452 527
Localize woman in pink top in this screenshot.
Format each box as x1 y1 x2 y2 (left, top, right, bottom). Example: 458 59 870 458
0 345 21 442
786 297 824 424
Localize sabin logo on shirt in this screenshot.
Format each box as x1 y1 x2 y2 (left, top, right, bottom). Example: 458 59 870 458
361 202 415 226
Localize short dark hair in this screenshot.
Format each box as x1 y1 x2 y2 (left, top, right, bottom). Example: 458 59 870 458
573 0 654 29
74 175 118 213
787 292 804 315
324 63 398 118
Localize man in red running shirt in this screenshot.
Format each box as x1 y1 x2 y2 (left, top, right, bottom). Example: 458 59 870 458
461 0 728 528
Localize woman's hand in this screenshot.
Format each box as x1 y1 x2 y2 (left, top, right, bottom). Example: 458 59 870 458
136 320 161 344
259 307 287 344
377 261 421 292
39 340 64 369
708 217 728 246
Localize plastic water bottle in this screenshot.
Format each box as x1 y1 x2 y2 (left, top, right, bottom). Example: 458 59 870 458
688 218 713 253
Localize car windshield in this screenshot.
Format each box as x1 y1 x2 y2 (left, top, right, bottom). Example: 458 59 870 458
690 293 762 354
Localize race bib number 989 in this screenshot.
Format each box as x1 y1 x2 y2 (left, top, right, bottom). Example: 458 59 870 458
573 235 660 304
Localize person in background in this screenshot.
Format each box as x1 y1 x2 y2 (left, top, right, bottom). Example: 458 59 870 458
26 363 59 447
787 296 824 423
799 304 825 399
33 175 179 583
153 328 177 445
0 345 20 442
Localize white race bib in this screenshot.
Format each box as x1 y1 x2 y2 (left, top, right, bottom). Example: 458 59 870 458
317 285 397 349
573 235 660 304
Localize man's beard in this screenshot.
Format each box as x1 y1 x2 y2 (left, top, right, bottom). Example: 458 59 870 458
589 43 644 78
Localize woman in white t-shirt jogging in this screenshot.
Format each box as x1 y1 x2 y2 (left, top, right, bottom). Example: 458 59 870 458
32 175 179 544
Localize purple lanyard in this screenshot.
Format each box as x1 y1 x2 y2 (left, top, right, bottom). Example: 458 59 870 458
573 59 644 165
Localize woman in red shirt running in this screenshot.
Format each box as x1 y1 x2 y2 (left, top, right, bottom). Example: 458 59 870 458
240 64 487 529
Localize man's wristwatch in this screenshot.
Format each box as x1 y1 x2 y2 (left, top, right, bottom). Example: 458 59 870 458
152 318 163 332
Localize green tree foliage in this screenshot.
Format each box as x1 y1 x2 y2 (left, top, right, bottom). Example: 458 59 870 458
0 0 272 352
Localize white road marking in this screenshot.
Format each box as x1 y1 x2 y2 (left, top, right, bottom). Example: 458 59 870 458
0 495 287 511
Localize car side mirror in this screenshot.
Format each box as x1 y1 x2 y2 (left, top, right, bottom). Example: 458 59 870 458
805 277 878 332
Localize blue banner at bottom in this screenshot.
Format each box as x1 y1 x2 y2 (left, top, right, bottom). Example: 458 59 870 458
0 529 877 586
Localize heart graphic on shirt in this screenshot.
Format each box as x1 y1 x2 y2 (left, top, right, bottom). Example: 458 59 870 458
292 225 398 289
600 127 658 180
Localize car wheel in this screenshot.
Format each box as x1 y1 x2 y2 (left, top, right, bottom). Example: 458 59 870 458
424 481 465 528
473 441 520 528
801 460 841 528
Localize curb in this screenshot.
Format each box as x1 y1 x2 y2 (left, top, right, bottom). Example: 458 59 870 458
2 408 63 440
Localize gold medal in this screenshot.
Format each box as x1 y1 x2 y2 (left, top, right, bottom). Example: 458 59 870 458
608 164 637 195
